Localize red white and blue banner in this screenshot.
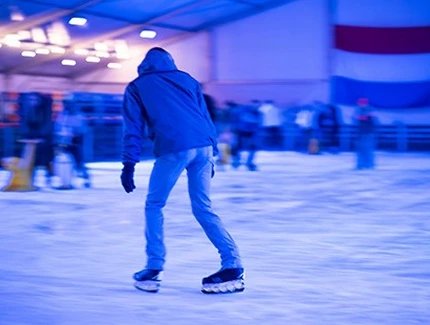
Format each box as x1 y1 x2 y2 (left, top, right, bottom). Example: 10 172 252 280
331 0 430 108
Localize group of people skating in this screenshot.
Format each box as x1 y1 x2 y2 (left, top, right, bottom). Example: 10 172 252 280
206 98 377 171
207 98 285 171
4 47 377 297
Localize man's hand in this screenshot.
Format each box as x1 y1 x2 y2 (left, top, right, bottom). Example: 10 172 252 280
121 162 136 193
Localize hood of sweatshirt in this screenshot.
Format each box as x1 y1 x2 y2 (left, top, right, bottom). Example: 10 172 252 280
137 47 177 75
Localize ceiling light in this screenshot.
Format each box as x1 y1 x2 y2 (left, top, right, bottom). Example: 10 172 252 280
107 62 122 69
61 59 76 66
50 46 66 54
86 56 101 63
31 27 48 43
94 42 108 52
35 48 50 55
3 36 21 47
10 6 25 21
17 30 31 40
5 40 21 47
68 17 87 26
47 21 70 46
95 51 109 58
21 51 36 57
114 40 130 59
74 48 89 55
139 30 157 39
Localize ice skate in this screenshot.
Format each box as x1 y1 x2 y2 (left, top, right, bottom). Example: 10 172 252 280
201 268 245 294
133 269 163 293
247 163 257 171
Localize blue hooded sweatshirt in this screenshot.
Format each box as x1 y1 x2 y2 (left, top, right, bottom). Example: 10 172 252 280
122 48 218 162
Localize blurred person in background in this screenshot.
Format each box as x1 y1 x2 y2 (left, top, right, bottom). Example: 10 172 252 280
294 103 315 153
258 99 283 149
354 97 378 169
54 95 91 188
229 100 262 171
307 101 326 155
214 101 236 169
18 92 54 187
120 47 244 294
317 103 341 153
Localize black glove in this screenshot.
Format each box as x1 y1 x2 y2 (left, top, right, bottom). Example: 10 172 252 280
121 162 136 193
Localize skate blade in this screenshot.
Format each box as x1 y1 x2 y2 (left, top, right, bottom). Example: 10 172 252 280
201 279 245 294
134 280 161 293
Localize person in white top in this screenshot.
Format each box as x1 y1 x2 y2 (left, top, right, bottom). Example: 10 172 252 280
258 100 283 149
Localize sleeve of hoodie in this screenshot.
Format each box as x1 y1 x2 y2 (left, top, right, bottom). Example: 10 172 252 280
122 83 145 163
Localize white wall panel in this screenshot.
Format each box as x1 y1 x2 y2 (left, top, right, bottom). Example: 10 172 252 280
334 51 430 82
0 74 4 91
208 0 330 104
214 0 330 81
167 32 210 82
0 74 72 93
335 0 430 27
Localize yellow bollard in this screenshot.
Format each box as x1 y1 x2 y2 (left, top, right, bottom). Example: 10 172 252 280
217 131 233 165
1 139 41 192
218 143 231 165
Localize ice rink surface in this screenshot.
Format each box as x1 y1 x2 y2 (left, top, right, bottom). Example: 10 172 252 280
1 151 429 325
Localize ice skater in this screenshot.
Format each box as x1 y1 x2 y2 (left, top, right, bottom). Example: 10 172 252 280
354 98 378 169
120 47 244 294
229 101 262 171
54 95 91 188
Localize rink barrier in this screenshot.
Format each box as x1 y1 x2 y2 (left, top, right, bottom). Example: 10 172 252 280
334 124 430 151
0 124 429 163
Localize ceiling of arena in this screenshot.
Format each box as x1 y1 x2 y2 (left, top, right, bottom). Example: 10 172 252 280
0 0 294 78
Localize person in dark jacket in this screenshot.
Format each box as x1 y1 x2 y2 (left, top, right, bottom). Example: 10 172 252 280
121 47 244 294
18 92 54 186
318 103 340 153
229 101 262 171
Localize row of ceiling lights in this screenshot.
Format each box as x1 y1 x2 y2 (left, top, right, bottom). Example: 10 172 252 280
1 8 158 70
67 16 158 39
0 34 127 69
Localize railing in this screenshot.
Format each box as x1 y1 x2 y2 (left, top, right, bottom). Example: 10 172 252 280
0 124 153 162
1 123 429 163
270 124 430 152
333 124 430 152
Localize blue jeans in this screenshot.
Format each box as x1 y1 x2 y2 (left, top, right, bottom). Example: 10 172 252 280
356 134 375 169
144 145 242 270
